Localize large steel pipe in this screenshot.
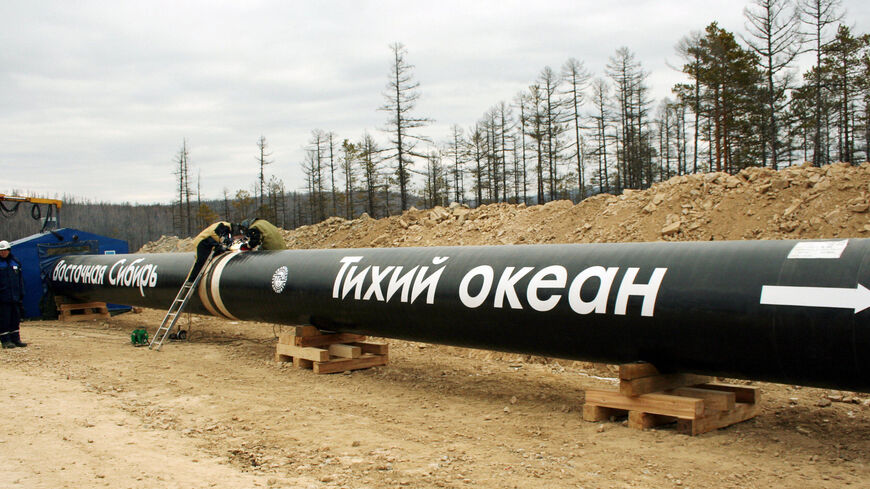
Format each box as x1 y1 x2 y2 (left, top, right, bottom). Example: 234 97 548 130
49 239 870 391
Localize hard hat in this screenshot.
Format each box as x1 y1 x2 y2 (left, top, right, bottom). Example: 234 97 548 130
239 218 255 231
0 240 10 250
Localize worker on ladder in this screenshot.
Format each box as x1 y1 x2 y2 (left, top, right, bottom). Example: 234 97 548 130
238 218 287 251
151 221 234 351
187 221 233 281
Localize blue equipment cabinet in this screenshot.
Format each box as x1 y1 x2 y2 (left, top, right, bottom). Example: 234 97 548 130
9 228 129 318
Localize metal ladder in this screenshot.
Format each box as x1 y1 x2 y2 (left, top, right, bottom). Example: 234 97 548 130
149 249 214 351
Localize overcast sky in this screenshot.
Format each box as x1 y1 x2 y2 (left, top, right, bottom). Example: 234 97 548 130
1 0 867 204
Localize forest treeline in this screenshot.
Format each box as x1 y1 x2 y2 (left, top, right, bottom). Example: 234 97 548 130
3 0 868 250
285 0 870 225
1 192 311 251
296 1 868 213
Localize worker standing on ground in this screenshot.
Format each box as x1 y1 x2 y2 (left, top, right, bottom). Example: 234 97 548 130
0 240 26 348
239 218 287 251
188 221 233 281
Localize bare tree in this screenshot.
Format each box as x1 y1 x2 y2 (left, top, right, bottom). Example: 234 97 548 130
590 78 612 193
524 84 547 203
468 123 486 206
562 57 592 200
538 66 566 199
379 42 431 210
359 132 383 218
172 139 193 235
340 139 357 219
446 125 466 204
496 101 514 202
798 0 843 166
743 0 803 169
327 132 338 217
306 130 328 221
514 91 530 204
256 136 273 208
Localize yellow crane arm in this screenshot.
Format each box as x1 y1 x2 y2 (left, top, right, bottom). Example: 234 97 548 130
0 194 63 209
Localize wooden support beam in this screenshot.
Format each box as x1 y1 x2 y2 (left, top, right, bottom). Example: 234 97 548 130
328 343 361 359
582 404 622 422
628 411 675 430
677 402 761 435
275 343 329 362
58 302 108 311
619 373 711 397
295 333 367 347
351 341 389 355
699 382 760 404
313 353 388 374
619 362 661 380
669 387 736 412
291 325 320 337
293 357 314 369
585 390 704 419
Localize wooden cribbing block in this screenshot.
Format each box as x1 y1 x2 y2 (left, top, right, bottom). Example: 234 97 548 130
313 353 389 374
296 333 367 347
628 411 676 430
291 326 320 337
620 373 711 396
351 341 388 355
59 301 108 311
618 363 711 396
275 327 388 374
699 382 760 404
585 390 704 419
328 343 361 359
585 363 761 435
619 362 662 380
58 301 110 322
276 343 329 362
582 404 623 422
677 401 760 436
293 357 315 369
669 386 736 412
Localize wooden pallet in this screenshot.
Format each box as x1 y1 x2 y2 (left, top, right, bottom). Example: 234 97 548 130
58 301 111 322
583 362 760 435
274 325 389 374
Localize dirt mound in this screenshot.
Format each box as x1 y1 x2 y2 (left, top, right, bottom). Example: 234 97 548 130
140 162 869 253
138 234 194 253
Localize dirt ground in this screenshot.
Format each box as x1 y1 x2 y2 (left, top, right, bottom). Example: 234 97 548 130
4 162 870 488
2 308 869 489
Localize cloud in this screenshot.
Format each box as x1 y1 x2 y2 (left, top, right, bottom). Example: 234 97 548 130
0 0 866 203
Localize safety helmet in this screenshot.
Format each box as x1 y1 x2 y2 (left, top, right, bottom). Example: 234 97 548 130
0 240 10 251
239 218 255 232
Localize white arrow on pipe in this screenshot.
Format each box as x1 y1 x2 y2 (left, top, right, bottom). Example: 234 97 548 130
760 284 870 314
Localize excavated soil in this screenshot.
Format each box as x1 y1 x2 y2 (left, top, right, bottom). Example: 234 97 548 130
3 162 870 489
141 163 870 254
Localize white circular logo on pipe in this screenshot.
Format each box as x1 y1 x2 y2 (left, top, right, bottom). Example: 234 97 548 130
272 266 289 294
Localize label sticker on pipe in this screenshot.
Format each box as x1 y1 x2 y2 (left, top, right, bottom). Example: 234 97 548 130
787 240 848 259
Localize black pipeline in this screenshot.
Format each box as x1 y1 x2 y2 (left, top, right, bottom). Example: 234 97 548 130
49 239 870 391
